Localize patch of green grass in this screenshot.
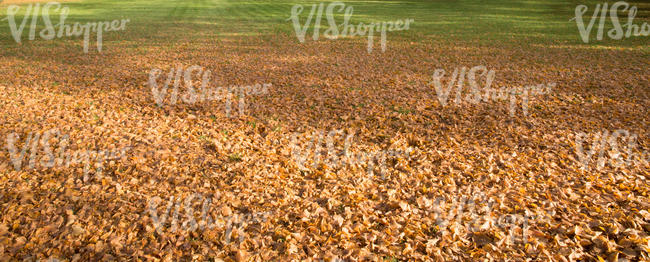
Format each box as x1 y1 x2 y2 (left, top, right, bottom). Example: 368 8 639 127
391 106 411 114
228 153 242 162
1 0 648 56
383 257 399 262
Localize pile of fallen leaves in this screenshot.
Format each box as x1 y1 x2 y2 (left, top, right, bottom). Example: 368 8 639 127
0 20 648 262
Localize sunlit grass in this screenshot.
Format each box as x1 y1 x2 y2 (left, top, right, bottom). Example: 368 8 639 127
0 0 648 55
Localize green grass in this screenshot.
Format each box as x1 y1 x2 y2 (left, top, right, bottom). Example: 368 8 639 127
1 0 648 52
228 153 242 162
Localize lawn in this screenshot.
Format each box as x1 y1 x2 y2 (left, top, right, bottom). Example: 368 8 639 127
0 0 648 260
